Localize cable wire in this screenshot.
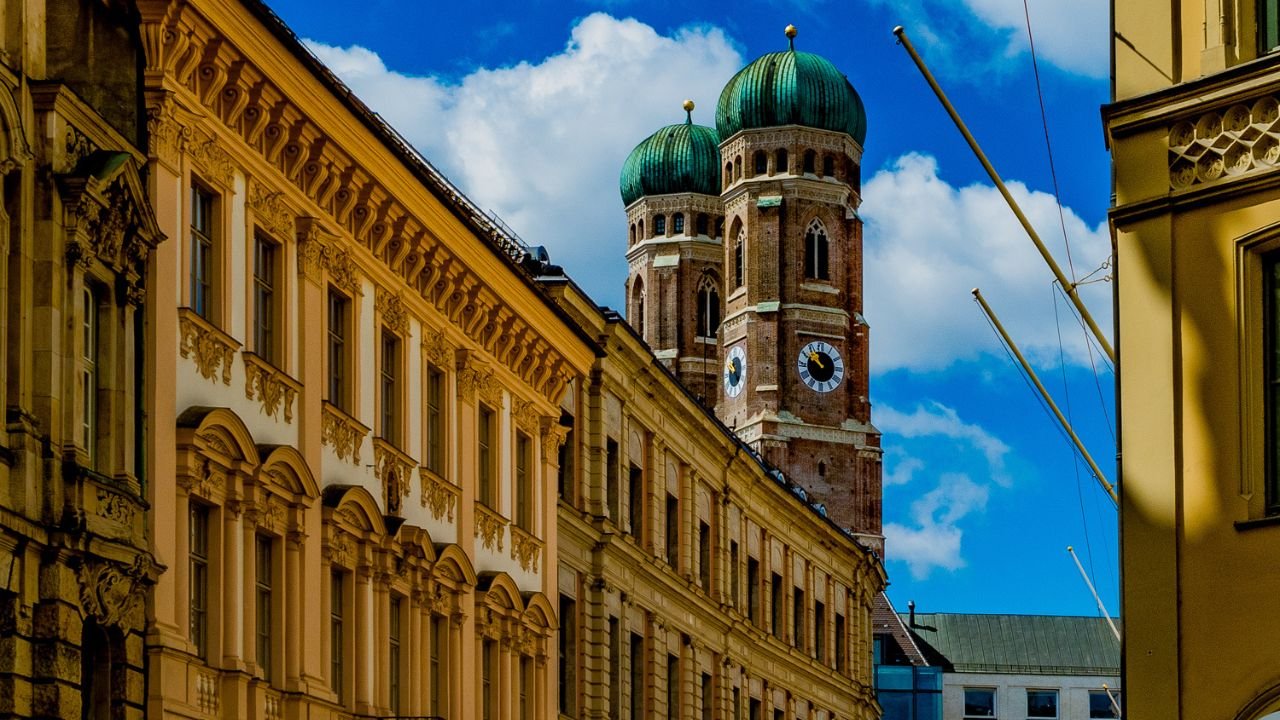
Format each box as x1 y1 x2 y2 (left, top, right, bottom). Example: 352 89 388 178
1053 284 1100 595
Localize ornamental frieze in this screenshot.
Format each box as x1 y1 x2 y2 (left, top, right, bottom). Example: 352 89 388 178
511 399 541 435
243 353 301 422
422 328 454 367
375 285 411 336
297 221 362 295
474 502 507 552
1169 96 1280 189
511 526 542 573
77 553 159 631
178 309 239 385
95 487 138 527
419 468 459 522
322 403 368 464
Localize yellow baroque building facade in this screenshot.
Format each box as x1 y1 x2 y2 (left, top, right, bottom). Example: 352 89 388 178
547 278 884 720
0 1 884 719
1108 1 1280 719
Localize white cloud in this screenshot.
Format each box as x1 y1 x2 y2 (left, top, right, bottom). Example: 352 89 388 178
877 401 1011 485
883 449 924 487
306 14 744 307
882 0 1106 79
862 153 1112 373
885 473 990 579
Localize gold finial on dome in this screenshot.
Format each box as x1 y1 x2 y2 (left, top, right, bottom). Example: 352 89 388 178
683 99 695 122
785 24 797 50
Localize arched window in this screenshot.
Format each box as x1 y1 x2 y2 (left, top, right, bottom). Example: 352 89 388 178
673 213 684 234
775 148 789 175
734 228 745 288
724 163 733 188
734 156 742 180
654 215 666 236
629 223 636 245
803 150 817 175
754 151 767 175
632 277 646 336
715 217 724 239
822 154 835 178
695 213 709 236
638 219 645 239
696 276 721 339
804 218 829 280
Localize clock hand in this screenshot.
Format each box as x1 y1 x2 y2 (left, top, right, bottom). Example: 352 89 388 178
808 350 824 369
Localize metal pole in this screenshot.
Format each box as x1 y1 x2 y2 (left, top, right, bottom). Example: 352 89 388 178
973 288 1118 505
1102 683 1122 718
894 26 1116 364
1067 546 1121 641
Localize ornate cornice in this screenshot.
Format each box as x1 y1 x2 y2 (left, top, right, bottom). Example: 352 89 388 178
178 308 239 384
419 468 460 522
242 352 300 422
322 402 369 464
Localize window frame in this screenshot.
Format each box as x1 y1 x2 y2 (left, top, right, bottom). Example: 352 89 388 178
516 430 534 531
255 533 276 683
389 595 404 715
252 232 281 366
963 687 997 718
1026 689 1059 719
189 502 211 660
330 570 348 705
804 218 831 281
80 284 100 465
189 180 218 322
478 404 497 508
327 289 352 412
1089 689 1120 719
426 363 447 475
379 329 402 447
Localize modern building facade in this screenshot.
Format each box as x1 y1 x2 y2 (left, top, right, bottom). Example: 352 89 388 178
620 28 884 548
1106 1 1280 719
903 613 1119 720
0 2 164 718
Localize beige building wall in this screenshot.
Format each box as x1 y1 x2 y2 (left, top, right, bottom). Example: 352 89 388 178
1109 1 1280 719
547 278 885 720
136 1 595 719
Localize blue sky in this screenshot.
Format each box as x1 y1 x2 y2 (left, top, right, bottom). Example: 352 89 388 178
267 0 1118 617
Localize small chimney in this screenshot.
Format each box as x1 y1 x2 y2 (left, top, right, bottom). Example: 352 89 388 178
908 600 916 628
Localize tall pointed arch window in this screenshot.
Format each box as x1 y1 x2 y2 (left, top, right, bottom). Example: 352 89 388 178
696 275 721 340
734 229 745 289
804 219 830 281
632 277 646 336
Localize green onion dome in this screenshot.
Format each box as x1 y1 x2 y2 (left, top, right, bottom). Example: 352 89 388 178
620 101 722 207
715 26 867 145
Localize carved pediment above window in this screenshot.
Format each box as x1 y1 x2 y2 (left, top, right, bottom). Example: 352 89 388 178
422 328 454 367
322 402 369 465
375 285 411 335
297 218 362 294
57 152 164 280
248 178 296 239
242 353 301 423
511 399 541 435
178 309 239 385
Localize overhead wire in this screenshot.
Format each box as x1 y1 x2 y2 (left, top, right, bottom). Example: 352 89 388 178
1052 283 1100 596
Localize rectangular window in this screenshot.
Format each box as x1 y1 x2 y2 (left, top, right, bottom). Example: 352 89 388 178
482 640 495 720
1027 690 1058 719
560 595 577 716
1089 690 1119 718
628 463 644 536
255 535 273 681
963 688 996 718
253 234 278 364
835 613 847 673
698 521 712 593
701 672 713 720
520 656 533 720
1262 0 1280 53
732 687 741 720
746 558 760 624
793 587 805 649
1267 252 1280 511
430 615 448 715
667 653 680 720
331 572 345 703
814 600 826 662
189 504 210 659
389 597 402 715
517 432 533 530
630 632 645 720
81 287 97 464
327 290 350 411
380 330 401 446
558 419 575 501
479 405 495 507
749 698 761 720
426 365 445 474
665 493 680 567
609 617 622 718
190 183 215 320
606 438 620 520
770 573 783 639
729 541 739 608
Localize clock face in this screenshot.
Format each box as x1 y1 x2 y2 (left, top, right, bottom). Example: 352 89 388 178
723 345 747 398
797 341 844 393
